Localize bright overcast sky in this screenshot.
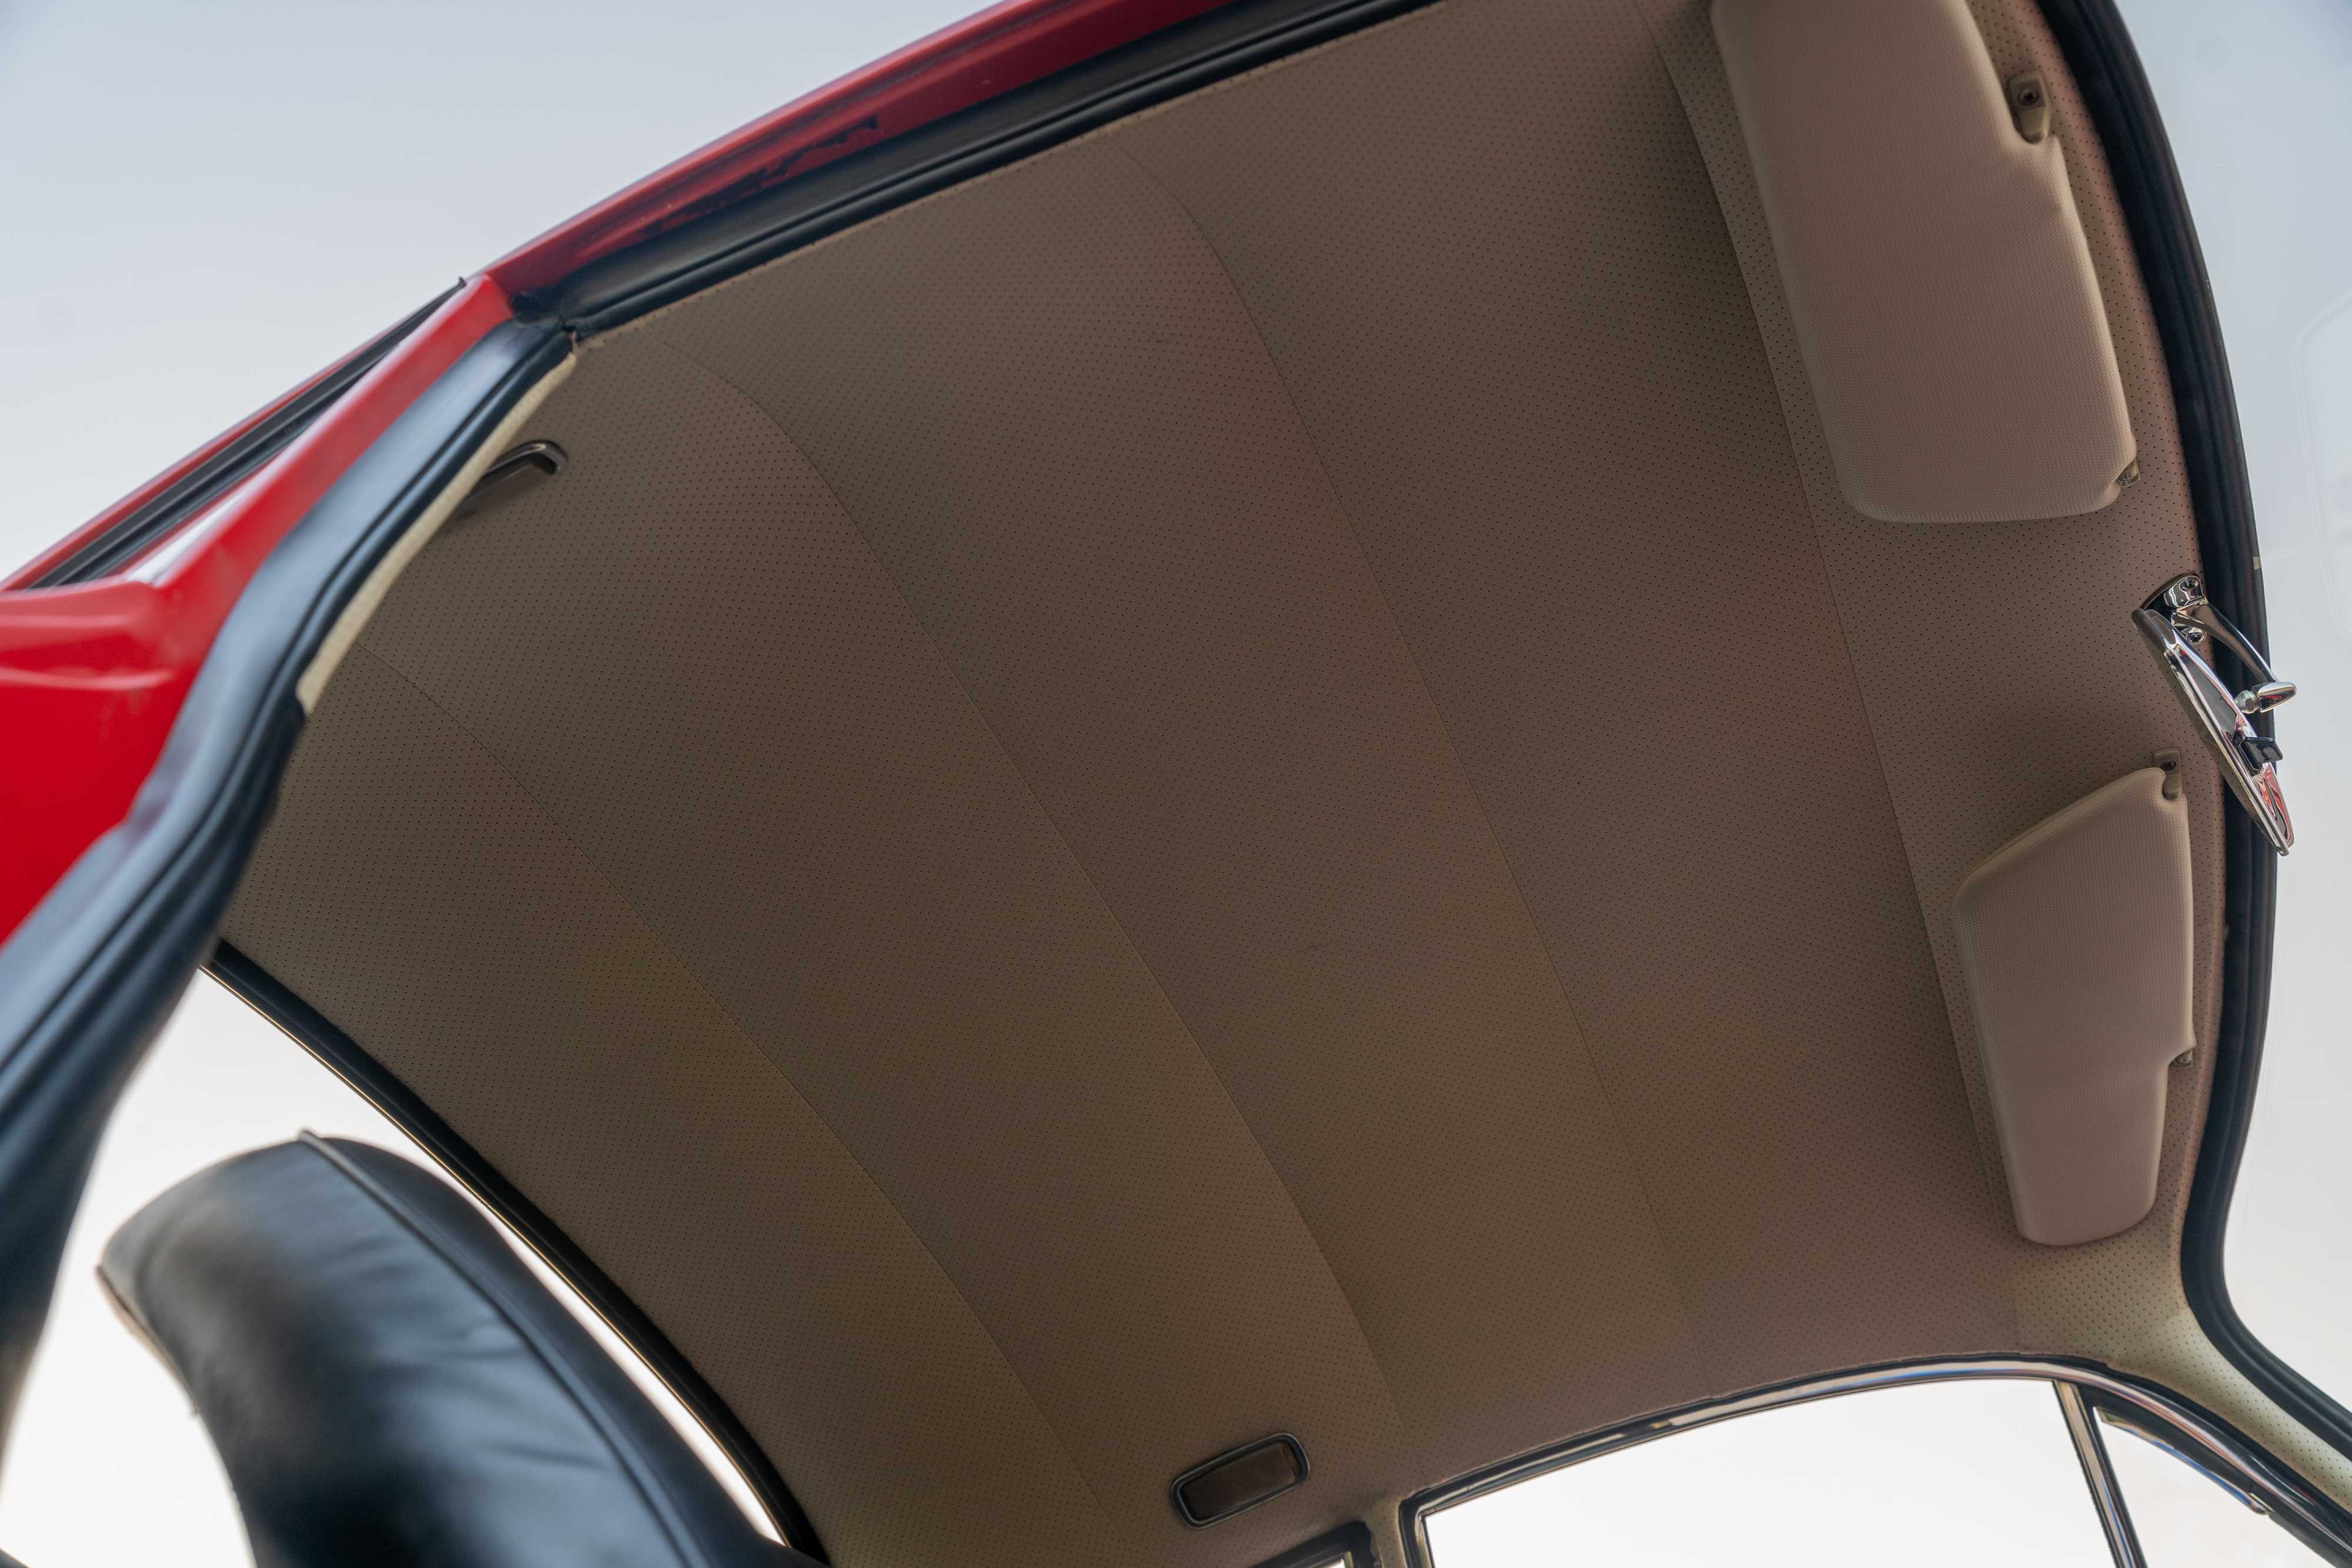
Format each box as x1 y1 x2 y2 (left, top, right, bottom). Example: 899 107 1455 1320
0 3 977 1564
0 0 984 583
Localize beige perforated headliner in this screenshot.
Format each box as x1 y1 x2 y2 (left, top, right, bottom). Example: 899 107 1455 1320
220 2 2347 1565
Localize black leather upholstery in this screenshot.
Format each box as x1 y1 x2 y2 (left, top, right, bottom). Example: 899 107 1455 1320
101 1135 811 1568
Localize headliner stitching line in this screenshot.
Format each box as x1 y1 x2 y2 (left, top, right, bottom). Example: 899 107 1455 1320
476 333 1171 1554
637 312 1426 1489
1108 136 1719 1405
337 640 1124 1556
1625 0 2026 1346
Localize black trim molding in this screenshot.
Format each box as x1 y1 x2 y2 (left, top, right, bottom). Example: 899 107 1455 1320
2035 0 2352 1466
0 316 566 1462
206 943 826 1562
527 0 1438 335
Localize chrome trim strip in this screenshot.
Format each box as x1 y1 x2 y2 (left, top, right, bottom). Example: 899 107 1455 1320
2095 1400 2270 1514
1398 1358 2352 1568
2058 1379 2146 1568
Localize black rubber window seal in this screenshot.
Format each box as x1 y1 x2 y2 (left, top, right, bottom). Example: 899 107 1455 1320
210 944 827 1563
26 285 461 590
2034 0 2352 1465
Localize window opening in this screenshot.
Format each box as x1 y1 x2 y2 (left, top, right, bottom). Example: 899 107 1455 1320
1411 1373 2351 1568
1418 1377 2114 1568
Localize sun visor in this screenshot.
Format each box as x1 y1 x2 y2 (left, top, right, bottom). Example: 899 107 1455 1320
1711 0 2135 523
1953 768 2193 1246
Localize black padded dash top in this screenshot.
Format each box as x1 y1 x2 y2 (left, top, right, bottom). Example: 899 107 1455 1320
99 1135 811 1568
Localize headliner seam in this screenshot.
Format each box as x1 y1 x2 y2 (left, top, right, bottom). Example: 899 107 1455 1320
614 325 1419 1486
1105 137 1717 1400
335 638 1130 1552
1626 0 2024 1341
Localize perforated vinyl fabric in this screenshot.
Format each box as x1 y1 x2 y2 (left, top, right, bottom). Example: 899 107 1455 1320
235 332 1415 1568
219 0 2350 1563
1636 0 2352 1496
1097 0 2015 1389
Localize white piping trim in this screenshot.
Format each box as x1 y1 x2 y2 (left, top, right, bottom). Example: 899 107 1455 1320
295 352 576 711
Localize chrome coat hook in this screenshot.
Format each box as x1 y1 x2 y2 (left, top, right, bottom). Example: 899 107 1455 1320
2133 573 2293 853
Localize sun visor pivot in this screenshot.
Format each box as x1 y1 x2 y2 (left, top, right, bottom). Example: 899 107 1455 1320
1711 0 2136 523
1953 768 2193 1246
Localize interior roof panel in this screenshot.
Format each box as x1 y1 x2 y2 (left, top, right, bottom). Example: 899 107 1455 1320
219 0 2341 1562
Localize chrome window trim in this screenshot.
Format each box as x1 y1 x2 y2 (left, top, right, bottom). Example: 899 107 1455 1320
1398 1357 2352 1568
2056 1378 2146 1568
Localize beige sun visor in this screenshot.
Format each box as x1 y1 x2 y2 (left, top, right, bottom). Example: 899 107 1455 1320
1712 0 2136 523
1955 768 2194 1246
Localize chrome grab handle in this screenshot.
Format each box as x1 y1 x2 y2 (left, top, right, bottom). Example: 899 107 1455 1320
2133 573 2293 853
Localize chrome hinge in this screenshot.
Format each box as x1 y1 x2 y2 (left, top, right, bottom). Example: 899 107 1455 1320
2133 573 2294 853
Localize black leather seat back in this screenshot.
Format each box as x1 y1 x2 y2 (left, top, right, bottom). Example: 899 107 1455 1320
101 1135 810 1568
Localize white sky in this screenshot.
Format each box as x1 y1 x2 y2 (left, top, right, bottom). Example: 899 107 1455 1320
0 0 985 583
1424 1377 2321 1568
1425 1379 2117 1568
2 0 2349 1564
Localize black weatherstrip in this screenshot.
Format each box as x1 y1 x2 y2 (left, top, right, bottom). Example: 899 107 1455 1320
2036 0 2351 1463
208 944 826 1562
0 316 567 1459
529 0 1437 335
26 286 461 588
